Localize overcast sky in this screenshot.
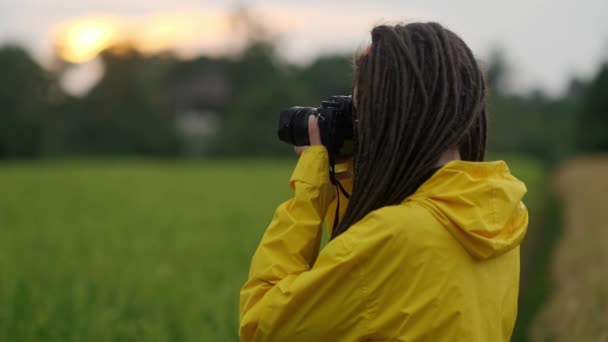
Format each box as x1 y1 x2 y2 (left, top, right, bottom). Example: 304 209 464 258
1 0 607 96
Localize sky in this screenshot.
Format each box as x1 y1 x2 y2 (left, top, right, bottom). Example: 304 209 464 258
1 0 607 96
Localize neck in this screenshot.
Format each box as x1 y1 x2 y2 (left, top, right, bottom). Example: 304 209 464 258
435 148 461 167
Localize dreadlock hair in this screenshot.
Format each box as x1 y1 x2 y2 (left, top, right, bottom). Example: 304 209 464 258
331 22 488 239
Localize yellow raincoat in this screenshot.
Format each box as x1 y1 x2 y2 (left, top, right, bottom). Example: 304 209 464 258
240 146 528 341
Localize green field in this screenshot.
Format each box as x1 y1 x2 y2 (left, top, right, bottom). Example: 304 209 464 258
531 158 608 341
0 158 544 341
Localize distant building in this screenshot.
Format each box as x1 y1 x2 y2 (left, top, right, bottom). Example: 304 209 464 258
174 60 232 156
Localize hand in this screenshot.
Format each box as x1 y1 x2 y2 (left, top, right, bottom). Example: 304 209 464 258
293 115 322 155
293 115 353 181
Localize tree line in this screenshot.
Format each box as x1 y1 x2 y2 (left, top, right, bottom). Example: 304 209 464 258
0 41 606 161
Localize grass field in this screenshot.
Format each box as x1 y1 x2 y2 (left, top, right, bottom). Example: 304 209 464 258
531 157 608 342
0 157 543 341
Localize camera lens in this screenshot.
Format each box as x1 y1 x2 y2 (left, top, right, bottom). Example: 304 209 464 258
278 107 317 146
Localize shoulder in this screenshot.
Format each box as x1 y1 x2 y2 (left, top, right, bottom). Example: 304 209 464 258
339 202 441 256
350 202 438 236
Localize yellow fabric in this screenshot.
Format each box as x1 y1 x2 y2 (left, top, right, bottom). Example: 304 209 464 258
240 146 528 341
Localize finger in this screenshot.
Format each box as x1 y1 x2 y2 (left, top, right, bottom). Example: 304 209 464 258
294 145 308 155
308 115 322 146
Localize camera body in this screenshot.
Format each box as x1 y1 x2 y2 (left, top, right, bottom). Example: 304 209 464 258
278 95 354 157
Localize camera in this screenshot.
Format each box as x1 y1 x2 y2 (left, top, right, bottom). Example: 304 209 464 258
277 95 354 157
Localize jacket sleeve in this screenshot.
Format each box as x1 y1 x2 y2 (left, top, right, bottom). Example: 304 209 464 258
239 146 370 342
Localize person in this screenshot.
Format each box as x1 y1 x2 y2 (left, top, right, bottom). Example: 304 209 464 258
239 22 528 341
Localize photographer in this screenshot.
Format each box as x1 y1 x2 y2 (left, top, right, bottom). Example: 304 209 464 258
240 22 528 341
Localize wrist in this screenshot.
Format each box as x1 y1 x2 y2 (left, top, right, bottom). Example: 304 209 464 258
290 146 331 189
289 146 336 217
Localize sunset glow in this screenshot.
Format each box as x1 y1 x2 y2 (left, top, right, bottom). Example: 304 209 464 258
136 12 229 55
51 7 376 65
53 11 236 64
55 18 122 63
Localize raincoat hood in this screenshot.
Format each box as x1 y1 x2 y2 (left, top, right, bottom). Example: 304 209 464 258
408 160 528 260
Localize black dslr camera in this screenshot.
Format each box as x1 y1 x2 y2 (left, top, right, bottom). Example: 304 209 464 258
277 95 354 157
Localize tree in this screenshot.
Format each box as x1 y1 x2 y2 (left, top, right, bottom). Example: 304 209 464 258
0 45 58 158
484 48 511 95
61 45 180 156
577 63 608 152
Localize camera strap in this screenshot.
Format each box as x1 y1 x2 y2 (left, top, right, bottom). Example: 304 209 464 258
328 154 351 235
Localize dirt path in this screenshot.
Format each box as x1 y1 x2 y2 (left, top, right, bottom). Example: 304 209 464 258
532 157 608 342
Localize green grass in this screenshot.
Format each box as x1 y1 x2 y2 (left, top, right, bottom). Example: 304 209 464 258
530 158 608 341
0 158 544 341
0 160 294 342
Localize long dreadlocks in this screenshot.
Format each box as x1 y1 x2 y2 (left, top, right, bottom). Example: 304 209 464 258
332 22 488 239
